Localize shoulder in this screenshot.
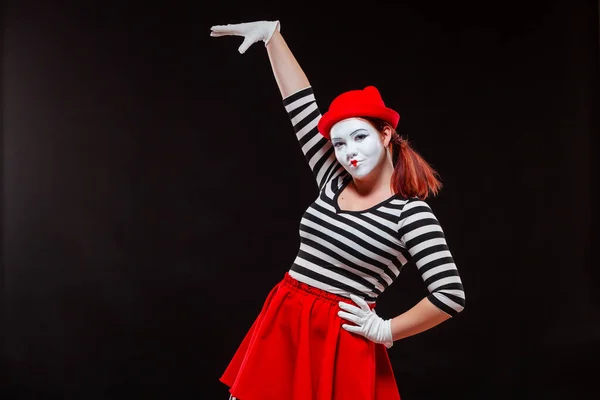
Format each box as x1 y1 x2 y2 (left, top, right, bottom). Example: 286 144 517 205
282 86 316 110
396 198 439 227
332 171 351 191
321 169 350 195
400 198 434 214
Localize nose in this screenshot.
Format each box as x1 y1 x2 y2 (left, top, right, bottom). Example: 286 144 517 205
346 147 358 161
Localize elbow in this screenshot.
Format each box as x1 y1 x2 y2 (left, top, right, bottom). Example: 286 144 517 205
454 291 466 315
430 291 465 317
450 280 466 316
446 290 465 317
455 302 465 315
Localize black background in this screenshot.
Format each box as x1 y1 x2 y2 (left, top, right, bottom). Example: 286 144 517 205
3 0 599 399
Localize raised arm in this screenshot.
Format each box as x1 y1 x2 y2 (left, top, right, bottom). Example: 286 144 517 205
210 20 345 190
265 30 309 98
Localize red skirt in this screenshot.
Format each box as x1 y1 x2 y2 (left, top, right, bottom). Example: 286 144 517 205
220 272 400 400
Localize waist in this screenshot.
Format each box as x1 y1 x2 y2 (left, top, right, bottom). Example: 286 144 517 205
283 272 376 307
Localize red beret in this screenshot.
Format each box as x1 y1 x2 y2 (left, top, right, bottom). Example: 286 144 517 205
317 86 400 140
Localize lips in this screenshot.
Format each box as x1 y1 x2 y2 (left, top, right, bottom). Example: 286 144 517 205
350 159 360 167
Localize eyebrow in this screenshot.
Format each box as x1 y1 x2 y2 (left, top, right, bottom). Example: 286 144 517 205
331 129 368 142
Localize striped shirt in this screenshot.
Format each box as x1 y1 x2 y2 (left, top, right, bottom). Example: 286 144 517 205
283 87 465 316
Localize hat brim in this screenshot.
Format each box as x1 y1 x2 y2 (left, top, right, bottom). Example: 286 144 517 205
318 106 400 140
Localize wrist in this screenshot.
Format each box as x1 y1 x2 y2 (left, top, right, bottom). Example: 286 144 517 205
383 319 394 348
264 20 281 46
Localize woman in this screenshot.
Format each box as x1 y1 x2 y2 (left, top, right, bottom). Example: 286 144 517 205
210 19 466 400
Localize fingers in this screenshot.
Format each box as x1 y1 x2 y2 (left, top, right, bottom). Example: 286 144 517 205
338 301 363 316
349 294 370 312
210 31 230 37
238 37 254 54
210 25 232 33
337 310 362 325
342 324 362 334
210 25 239 37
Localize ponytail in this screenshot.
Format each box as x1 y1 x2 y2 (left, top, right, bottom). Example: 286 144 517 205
366 118 442 199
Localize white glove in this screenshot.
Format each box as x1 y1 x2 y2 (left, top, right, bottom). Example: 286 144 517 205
210 20 281 54
338 294 394 349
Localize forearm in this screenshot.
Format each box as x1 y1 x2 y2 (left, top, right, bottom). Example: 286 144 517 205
389 297 451 341
266 31 310 98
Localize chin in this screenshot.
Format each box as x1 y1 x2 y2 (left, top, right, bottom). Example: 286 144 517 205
342 163 374 179
349 171 369 179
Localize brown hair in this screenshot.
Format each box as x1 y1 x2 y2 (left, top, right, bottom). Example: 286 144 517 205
364 118 442 200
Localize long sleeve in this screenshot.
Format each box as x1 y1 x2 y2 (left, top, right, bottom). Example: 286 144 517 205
397 199 466 316
282 86 345 191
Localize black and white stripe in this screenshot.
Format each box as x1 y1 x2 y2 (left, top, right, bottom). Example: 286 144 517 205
283 87 346 191
283 86 465 316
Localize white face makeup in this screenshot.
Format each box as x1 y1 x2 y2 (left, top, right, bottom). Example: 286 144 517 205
330 118 386 179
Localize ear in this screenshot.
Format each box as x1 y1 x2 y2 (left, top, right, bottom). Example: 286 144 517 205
382 125 393 148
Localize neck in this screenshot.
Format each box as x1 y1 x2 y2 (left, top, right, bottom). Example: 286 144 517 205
351 149 395 196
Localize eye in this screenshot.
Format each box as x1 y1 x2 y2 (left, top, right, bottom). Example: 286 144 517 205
333 142 344 148
355 134 368 141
